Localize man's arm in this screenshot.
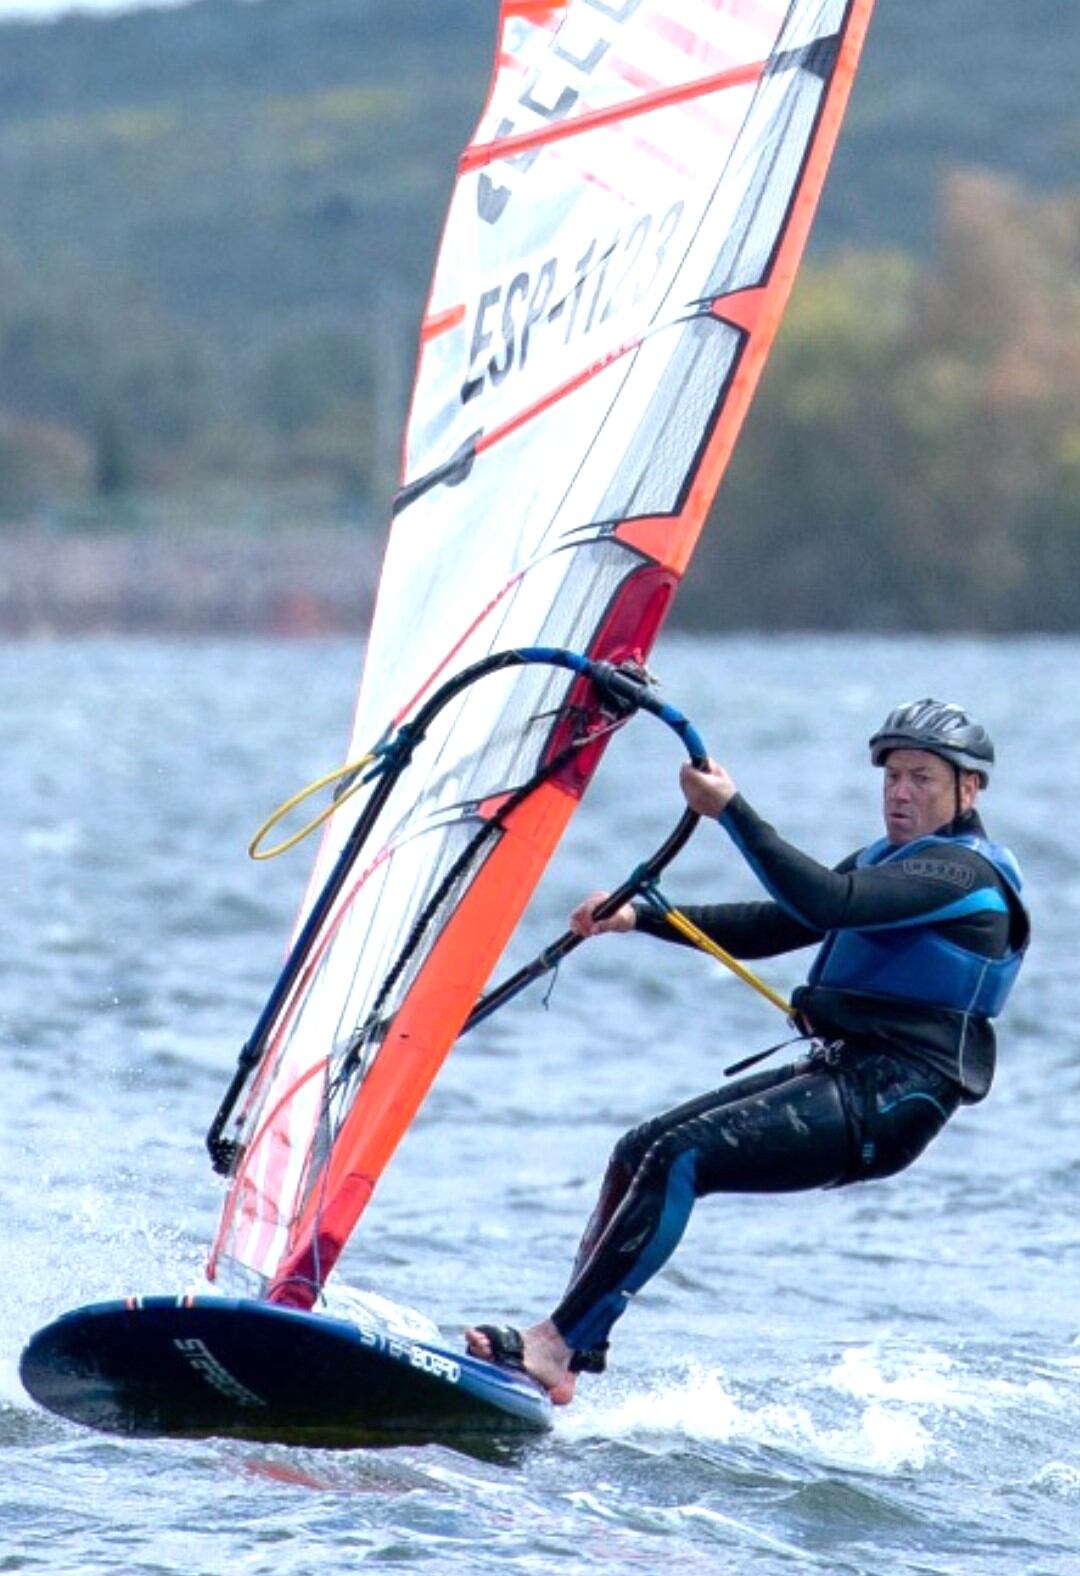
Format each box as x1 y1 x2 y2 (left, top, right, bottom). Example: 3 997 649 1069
720 793 993 931
678 759 1002 933
631 896 822 958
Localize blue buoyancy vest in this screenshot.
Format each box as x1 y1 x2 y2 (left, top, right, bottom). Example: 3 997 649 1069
807 832 1029 1018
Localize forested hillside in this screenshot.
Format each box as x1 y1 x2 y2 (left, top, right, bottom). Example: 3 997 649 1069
0 0 1076 629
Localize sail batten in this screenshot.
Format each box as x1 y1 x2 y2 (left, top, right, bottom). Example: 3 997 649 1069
209 0 877 1306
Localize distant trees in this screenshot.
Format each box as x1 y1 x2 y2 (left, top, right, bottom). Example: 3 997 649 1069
0 168 1076 630
0 269 221 503
2 0 1076 626
688 173 1080 631
0 271 376 512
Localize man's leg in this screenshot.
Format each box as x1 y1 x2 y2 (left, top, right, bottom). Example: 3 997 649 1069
551 1062 854 1357
564 1061 810 1284
468 1060 853 1399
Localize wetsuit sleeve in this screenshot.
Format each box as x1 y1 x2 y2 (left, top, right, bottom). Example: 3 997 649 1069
718 793 999 932
632 896 822 958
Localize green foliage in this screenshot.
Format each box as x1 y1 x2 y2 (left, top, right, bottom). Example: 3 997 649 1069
0 2 1076 627
685 177 1080 631
252 330 371 437
0 279 222 502
0 411 94 513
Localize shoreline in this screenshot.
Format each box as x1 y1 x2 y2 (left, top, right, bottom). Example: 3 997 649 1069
0 526 380 637
6 526 1077 641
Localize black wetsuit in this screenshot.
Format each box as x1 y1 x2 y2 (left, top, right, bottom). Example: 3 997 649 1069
551 799 1029 1362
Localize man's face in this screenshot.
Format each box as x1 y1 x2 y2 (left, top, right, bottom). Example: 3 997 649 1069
881 749 978 844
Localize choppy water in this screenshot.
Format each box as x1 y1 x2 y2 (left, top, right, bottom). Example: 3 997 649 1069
3 633 1078 1574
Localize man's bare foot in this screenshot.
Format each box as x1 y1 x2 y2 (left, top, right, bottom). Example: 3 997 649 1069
466 1320 578 1406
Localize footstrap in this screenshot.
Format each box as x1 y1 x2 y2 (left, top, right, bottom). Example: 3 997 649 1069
472 1324 526 1371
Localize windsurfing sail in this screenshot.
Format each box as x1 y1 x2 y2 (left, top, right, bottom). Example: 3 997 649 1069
207 0 877 1308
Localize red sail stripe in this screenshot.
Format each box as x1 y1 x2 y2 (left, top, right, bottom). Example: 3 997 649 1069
474 329 650 458
420 304 466 342
503 0 566 21
391 568 527 725
460 59 767 173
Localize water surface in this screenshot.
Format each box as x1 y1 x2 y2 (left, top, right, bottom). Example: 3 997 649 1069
3 634 1077 1573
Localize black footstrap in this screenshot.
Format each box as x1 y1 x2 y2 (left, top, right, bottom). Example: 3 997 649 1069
471 1324 526 1371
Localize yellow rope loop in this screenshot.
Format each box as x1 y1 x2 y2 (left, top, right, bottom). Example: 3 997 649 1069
662 905 793 1016
248 753 378 861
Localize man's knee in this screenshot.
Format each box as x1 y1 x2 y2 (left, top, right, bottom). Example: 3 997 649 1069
635 1129 702 1199
613 1119 697 1186
612 1117 664 1174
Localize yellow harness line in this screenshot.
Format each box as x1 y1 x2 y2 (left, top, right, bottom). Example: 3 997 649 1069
659 904 793 1016
248 752 378 860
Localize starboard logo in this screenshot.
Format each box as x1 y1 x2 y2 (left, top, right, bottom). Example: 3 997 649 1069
353 1319 462 1385
396 1338 461 1386
174 1337 268 1408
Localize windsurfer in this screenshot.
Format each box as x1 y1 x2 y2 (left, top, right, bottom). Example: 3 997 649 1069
467 700 1029 1403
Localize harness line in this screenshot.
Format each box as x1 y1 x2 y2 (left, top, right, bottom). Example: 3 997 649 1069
639 883 793 1016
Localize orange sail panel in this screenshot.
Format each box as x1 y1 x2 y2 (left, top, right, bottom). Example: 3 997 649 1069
208 0 877 1306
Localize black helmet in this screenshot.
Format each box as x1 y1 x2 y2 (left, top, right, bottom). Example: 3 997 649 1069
869 698 994 786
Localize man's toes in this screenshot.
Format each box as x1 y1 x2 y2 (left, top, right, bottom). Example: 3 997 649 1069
464 1326 493 1359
